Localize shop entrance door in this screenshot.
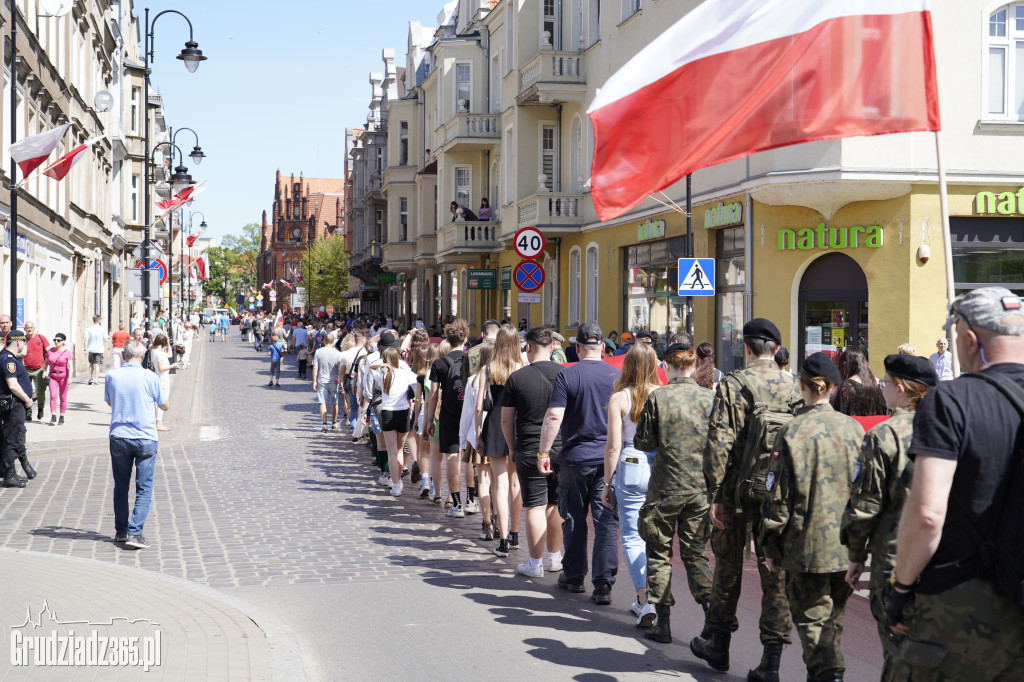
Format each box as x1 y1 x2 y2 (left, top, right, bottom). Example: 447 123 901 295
798 253 868 366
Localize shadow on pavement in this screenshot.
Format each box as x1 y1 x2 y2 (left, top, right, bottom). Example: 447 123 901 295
29 525 119 544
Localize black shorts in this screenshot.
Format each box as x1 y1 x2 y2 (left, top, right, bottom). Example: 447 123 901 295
381 409 410 433
516 453 559 508
88 352 103 365
437 411 461 454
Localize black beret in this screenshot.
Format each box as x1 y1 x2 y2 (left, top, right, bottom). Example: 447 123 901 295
802 352 841 386
774 346 790 365
884 354 939 387
664 342 692 354
635 331 654 341
743 318 782 346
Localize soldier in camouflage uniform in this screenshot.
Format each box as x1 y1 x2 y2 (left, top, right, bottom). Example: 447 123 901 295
461 319 499 383
693 318 798 681
550 331 567 365
761 353 863 682
840 354 937 681
633 343 714 644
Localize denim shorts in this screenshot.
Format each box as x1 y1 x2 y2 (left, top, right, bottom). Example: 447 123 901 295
317 384 339 406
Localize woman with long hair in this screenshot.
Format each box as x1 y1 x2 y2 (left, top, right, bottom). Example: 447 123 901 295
831 348 886 416
370 347 420 496
692 341 722 390
462 344 495 539
410 342 439 498
421 342 446 504
601 344 662 623
476 325 524 556
149 333 179 431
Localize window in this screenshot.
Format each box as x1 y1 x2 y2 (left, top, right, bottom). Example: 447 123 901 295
456 63 472 112
400 197 408 241
986 4 1024 118
572 0 584 51
399 122 409 165
541 124 556 191
543 0 559 48
588 0 601 46
455 166 471 210
450 270 459 317
621 0 641 21
131 87 140 133
585 244 599 323
131 174 139 221
375 147 384 174
568 246 581 325
375 209 384 241
506 8 514 74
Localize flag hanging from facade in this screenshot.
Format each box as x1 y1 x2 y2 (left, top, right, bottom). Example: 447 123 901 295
9 123 70 177
586 0 940 221
155 185 196 212
186 226 206 248
279 279 294 291
42 136 104 181
195 256 208 281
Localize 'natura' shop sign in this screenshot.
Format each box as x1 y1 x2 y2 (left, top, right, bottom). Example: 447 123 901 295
704 202 743 228
976 189 1024 214
637 219 666 242
777 224 884 250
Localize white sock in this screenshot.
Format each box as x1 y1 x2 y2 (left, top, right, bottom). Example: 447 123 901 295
528 557 542 568
545 550 562 561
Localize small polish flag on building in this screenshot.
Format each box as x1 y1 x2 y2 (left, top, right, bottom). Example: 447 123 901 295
42 136 105 181
194 256 208 281
586 0 940 220
9 123 70 176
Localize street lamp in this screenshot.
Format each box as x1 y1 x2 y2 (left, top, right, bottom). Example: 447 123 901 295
182 211 206 321
143 8 206 331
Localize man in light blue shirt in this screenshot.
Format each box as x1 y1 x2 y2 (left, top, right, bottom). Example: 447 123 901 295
85 315 106 385
104 339 168 550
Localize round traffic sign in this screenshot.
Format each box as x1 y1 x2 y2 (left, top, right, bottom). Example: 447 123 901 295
513 260 545 293
135 258 167 285
513 227 546 260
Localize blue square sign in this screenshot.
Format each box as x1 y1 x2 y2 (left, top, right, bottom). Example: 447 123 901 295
677 258 715 296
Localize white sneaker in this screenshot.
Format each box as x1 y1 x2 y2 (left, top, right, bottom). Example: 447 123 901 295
390 482 403 497
630 601 643 618
378 474 392 486
543 552 563 572
636 602 657 628
516 560 544 578
445 505 465 518
464 499 480 514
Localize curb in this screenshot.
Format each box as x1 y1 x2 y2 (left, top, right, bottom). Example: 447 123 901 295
0 547 308 682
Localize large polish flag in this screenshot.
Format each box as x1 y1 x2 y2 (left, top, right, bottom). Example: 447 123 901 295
587 0 940 221
9 123 70 176
42 136 104 181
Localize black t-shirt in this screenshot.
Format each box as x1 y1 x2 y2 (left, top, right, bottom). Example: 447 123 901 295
503 361 564 457
429 350 466 423
910 363 1024 594
0 350 31 397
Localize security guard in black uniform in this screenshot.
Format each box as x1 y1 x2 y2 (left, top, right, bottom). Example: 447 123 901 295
1 330 35 488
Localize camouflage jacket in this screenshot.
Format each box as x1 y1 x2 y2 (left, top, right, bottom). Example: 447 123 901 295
703 358 799 505
840 409 914 589
760 403 863 573
634 377 714 499
551 347 567 365
461 338 494 383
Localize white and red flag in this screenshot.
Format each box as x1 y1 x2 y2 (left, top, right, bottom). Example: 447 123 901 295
194 256 208 281
9 123 70 176
186 225 207 248
291 265 304 282
156 185 195 212
42 136 104 181
586 0 940 220
261 282 273 290
279 279 294 291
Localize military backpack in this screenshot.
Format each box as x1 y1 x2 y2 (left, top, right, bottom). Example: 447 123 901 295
733 370 797 504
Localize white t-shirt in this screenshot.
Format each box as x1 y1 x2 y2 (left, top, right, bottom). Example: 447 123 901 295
374 366 418 411
340 345 364 379
85 324 106 354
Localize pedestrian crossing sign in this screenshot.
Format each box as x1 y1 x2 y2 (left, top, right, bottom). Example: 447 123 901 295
677 258 715 296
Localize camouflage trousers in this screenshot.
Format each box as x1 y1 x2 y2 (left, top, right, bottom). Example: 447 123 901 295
887 578 1024 681
786 571 852 679
638 490 713 607
705 501 792 645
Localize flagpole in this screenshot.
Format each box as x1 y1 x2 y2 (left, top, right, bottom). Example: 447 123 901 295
9 0 18 319
685 173 694 339
935 130 959 378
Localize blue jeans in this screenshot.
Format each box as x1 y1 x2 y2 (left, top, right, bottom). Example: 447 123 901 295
109 437 158 536
269 359 281 381
614 444 655 593
557 462 619 587
348 390 360 431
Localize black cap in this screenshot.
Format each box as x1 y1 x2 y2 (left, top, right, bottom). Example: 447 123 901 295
774 346 790 366
743 318 782 346
482 318 500 327
884 354 939 387
664 342 692 354
54 333 66 342
802 352 841 386
577 322 603 345
7 329 26 343
377 331 400 350
635 330 654 341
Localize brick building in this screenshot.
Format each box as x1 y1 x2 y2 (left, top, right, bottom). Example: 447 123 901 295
258 170 344 313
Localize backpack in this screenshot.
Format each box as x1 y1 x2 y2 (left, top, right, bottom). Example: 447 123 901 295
954 371 1024 613
733 370 797 504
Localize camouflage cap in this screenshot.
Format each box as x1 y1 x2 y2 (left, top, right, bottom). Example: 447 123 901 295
943 286 1024 335
551 331 565 344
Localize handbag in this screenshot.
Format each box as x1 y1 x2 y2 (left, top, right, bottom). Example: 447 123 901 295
352 417 368 439
173 344 186 355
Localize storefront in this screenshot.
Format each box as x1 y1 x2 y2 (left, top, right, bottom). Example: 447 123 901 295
623 229 689 340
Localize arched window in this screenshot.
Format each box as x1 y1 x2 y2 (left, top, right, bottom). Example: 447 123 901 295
987 3 1024 119
568 246 581 325
585 243 599 323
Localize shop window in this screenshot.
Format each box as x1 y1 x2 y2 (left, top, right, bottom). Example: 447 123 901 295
799 253 869 367
715 226 746 374
624 238 688 338
450 270 459 318
568 246 581 325
986 4 1024 119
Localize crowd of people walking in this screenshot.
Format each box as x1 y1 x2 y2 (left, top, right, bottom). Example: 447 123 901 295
242 286 1024 681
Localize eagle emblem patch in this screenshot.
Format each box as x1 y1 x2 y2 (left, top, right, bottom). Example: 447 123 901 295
766 471 776 492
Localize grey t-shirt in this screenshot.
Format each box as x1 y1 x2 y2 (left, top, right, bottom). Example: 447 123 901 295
313 346 344 389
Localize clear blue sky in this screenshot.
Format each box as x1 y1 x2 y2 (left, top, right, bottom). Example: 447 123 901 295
139 0 438 241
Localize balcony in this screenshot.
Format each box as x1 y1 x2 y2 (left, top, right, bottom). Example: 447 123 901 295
517 193 584 230
436 220 500 262
517 51 586 106
382 241 416 271
415 234 437 266
438 113 500 153
362 172 383 203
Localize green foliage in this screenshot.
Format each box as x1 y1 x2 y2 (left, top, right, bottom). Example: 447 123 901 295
202 223 262 307
300 234 349 313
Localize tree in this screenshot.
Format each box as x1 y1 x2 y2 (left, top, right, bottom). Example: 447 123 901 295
203 246 240 305
301 234 349 313
221 222 261 291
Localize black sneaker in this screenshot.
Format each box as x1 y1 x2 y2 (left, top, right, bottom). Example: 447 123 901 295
410 461 421 484
493 539 510 557
114 533 128 542
124 535 150 549
49 415 57 426
58 416 64 426
557 572 585 593
36 409 43 420
508 531 520 550
25 412 32 422
591 583 613 605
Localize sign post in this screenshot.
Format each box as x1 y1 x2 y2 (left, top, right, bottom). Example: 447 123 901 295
513 260 545 293
676 258 716 296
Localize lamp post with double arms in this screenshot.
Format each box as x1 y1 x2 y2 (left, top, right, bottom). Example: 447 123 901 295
150 140 194 355
143 8 206 331
183 211 206 322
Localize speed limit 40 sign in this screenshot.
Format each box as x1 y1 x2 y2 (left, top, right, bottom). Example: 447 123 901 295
513 227 546 260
